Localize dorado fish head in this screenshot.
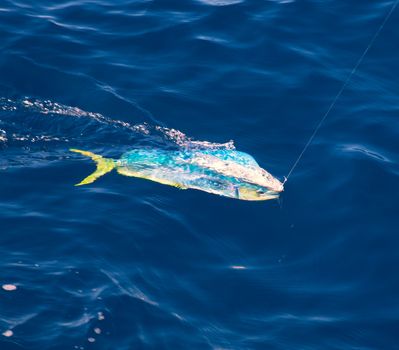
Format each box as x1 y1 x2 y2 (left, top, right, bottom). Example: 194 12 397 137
231 164 284 200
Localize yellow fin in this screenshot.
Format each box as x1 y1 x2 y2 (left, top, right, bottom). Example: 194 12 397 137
70 149 115 186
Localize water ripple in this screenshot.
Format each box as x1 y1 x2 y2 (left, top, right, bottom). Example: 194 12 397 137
1 0 398 349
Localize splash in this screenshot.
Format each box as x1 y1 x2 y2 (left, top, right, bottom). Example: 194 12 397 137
157 126 235 150
0 129 7 143
0 97 235 150
0 97 146 134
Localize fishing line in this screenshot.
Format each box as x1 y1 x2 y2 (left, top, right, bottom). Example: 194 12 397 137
284 0 398 182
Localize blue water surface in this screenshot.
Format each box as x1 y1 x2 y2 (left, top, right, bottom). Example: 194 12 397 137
1 0 399 349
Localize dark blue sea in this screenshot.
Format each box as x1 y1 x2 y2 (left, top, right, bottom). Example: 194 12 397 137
1 0 399 349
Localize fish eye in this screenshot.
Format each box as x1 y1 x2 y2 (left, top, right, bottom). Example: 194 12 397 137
256 190 265 195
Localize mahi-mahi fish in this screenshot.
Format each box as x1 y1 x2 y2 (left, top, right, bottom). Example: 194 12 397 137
70 148 284 201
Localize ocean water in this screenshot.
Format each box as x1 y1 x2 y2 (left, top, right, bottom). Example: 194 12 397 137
1 0 399 349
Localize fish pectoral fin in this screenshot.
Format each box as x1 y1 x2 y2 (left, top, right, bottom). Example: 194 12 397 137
70 149 115 186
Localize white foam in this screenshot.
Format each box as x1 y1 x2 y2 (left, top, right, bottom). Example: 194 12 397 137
2 330 13 337
2 284 17 291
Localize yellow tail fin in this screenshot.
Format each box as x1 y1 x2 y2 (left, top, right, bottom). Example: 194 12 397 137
70 149 115 186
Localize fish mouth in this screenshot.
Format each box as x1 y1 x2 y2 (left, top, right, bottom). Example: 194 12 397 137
243 181 283 200
265 190 281 199
250 177 284 194
268 190 280 196
264 183 284 194
253 189 281 200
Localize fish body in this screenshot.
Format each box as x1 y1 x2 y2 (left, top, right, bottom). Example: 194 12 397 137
70 148 283 201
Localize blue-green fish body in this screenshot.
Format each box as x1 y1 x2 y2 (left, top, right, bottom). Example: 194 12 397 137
70 148 283 201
